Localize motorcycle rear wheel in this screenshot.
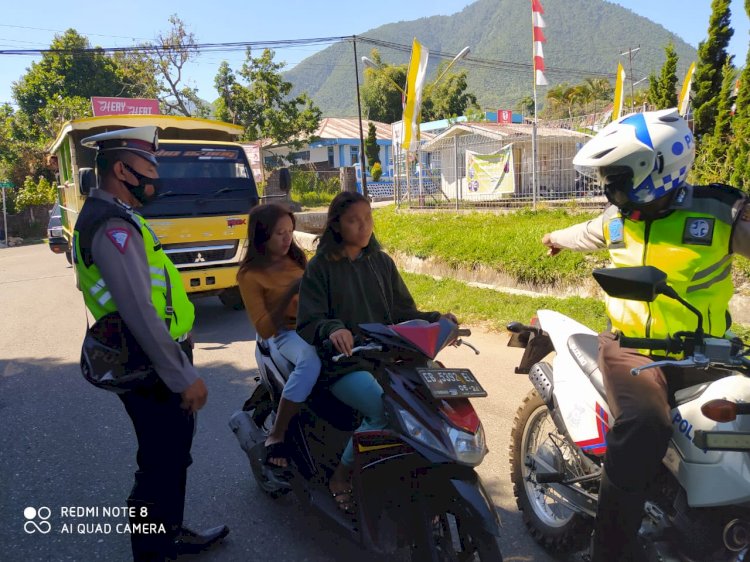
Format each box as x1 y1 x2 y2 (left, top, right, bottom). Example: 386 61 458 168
410 506 502 561
509 389 591 553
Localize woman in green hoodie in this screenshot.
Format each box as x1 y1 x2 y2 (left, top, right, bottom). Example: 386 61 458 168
297 191 456 513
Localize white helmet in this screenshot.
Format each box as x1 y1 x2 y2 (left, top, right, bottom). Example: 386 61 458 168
573 108 695 210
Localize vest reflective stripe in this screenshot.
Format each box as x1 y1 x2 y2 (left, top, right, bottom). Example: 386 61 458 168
604 205 734 341
74 205 194 339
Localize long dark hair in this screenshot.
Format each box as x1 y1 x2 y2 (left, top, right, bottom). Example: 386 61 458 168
238 203 307 276
317 191 380 258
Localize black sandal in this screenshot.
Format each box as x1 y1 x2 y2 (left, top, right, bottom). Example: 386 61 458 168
264 441 291 469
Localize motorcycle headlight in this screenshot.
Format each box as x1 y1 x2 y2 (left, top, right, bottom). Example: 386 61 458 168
448 424 487 466
395 406 451 456
394 406 487 465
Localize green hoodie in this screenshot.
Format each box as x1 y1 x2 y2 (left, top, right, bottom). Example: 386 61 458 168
296 242 440 379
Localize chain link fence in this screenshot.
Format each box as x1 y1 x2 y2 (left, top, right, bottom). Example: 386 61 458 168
371 113 613 209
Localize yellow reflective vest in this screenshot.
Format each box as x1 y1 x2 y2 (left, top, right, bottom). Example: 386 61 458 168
73 197 194 339
603 185 744 340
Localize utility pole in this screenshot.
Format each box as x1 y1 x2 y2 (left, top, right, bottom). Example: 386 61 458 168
352 36 368 198
619 46 640 112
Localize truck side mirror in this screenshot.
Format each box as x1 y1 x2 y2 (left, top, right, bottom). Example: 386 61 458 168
78 168 97 196
278 168 291 194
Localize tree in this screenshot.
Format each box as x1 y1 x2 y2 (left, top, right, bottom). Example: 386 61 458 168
693 60 737 184
214 48 321 146
692 0 734 138
364 122 380 172
421 63 478 121
648 42 679 110
15 175 56 211
584 78 613 115
12 29 127 118
516 95 535 117
361 50 407 123
147 15 209 117
721 0 750 191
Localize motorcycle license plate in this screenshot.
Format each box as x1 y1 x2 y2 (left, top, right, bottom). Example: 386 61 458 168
416 368 487 399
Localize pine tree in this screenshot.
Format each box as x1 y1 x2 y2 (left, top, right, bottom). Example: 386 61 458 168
364 122 380 172
657 43 679 108
692 0 734 138
723 0 750 191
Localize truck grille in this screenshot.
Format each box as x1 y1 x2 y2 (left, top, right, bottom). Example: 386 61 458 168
164 240 239 266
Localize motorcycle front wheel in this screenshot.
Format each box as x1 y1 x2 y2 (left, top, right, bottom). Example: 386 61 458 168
410 504 502 561
509 389 591 553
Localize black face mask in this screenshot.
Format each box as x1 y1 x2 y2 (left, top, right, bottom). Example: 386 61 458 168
122 161 161 205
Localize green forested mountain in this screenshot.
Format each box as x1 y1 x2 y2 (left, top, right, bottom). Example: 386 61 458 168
285 0 698 116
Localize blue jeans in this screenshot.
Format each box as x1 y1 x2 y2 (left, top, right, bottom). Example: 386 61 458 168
330 370 387 466
271 329 322 403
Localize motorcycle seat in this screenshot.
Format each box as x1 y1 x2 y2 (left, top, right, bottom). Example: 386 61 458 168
567 334 607 399
257 336 294 381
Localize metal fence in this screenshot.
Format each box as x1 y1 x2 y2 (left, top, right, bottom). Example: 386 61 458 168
385 114 611 210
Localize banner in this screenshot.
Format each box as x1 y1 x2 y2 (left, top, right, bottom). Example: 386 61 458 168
402 38 430 152
91 97 160 116
678 62 696 117
612 63 627 121
465 145 515 196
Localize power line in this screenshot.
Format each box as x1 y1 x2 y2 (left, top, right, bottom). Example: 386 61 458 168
0 34 616 80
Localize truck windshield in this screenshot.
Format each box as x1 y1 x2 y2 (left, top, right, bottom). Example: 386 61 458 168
140 144 258 218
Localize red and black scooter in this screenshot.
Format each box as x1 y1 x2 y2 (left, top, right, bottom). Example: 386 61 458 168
229 317 502 561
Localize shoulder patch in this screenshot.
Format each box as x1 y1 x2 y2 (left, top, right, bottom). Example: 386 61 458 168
106 228 131 254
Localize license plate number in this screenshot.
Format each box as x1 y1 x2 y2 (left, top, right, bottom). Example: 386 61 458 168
417 368 487 399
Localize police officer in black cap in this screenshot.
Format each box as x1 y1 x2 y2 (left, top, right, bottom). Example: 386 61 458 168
73 126 228 561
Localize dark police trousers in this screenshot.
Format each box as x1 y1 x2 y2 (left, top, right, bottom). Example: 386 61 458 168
118 341 194 561
595 332 724 560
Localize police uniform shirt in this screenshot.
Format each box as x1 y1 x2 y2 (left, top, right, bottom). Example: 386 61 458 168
548 187 750 259
87 189 199 393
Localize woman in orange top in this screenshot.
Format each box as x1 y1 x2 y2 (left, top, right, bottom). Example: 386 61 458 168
237 203 321 468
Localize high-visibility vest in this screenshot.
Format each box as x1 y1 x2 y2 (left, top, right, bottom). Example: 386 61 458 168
73 196 194 338
603 185 744 340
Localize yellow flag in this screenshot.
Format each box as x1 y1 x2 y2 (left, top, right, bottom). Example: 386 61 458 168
678 62 696 117
612 62 627 121
402 38 430 152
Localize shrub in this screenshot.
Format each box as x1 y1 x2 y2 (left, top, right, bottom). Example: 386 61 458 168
371 162 383 182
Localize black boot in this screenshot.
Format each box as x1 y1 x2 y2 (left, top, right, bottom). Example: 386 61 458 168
174 525 229 555
590 470 645 562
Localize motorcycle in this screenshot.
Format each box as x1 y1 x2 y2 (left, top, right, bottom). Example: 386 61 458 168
506 265 750 561
229 317 503 561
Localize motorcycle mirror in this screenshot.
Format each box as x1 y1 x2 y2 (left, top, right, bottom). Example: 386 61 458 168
592 266 669 302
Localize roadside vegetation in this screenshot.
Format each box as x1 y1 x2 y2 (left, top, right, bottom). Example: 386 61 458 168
373 207 750 285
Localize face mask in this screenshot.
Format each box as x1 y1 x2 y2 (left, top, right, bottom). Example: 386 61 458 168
122 161 160 205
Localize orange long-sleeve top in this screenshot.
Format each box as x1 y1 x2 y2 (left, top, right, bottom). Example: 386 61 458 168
237 257 304 340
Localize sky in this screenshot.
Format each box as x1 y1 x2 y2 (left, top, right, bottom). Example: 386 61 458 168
0 0 748 109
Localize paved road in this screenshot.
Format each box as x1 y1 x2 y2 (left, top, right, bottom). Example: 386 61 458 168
0 244 572 562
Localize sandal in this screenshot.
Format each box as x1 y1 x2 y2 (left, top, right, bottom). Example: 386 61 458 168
264 441 291 469
330 488 356 515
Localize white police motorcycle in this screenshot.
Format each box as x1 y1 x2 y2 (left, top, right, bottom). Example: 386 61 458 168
506 265 750 561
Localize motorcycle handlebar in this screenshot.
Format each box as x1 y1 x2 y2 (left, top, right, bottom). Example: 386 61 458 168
457 328 471 337
619 335 681 353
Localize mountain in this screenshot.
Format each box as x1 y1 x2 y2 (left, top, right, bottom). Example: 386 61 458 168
284 0 698 117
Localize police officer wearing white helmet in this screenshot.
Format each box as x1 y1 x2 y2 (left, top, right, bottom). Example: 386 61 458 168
543 108 750 561
73 126 228 561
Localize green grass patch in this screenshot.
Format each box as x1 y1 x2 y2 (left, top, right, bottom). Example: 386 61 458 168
374 206 750 287
402 271 750 341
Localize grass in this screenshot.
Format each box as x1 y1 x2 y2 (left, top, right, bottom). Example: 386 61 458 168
373 206 750 287
402 271 750 341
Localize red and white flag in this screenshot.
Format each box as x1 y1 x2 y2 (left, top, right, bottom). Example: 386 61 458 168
532 0 548 86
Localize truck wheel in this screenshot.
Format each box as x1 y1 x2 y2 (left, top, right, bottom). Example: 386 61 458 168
509 389 592 553
219 287 244 310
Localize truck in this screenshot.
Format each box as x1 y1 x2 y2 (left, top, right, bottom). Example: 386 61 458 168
49 114 259 309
